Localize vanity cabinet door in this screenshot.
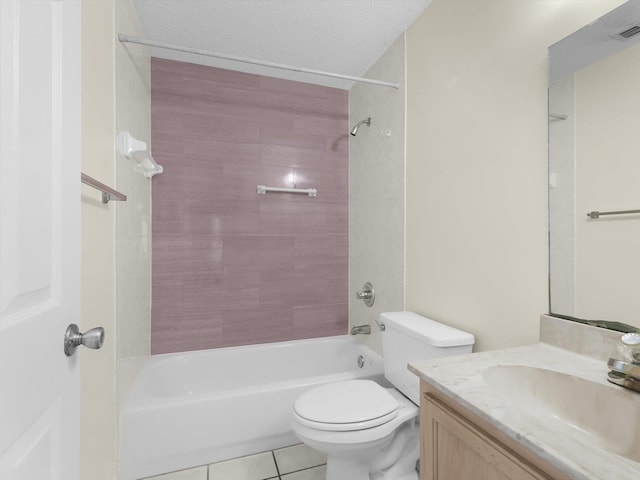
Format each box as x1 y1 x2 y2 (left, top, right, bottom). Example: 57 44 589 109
422 396 550 480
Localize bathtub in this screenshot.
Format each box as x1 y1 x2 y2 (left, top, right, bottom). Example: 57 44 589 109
120 335 385 480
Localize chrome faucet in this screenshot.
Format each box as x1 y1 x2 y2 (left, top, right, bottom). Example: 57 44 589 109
350 325 371 335
607 333 640 393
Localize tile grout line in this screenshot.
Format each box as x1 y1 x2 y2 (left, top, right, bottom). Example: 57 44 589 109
271 449 282 479
284 463 326 475
144 446 327 480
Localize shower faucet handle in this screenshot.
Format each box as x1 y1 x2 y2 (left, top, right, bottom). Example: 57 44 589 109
355 282 375 307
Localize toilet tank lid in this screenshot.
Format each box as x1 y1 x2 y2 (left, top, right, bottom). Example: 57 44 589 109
380 311 475 347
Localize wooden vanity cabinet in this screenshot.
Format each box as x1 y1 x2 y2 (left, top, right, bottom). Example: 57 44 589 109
420 380 571 480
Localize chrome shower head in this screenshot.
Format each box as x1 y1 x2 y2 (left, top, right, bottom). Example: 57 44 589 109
350 117 371 136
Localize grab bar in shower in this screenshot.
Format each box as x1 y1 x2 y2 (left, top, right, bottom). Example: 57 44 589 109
587 209 640 219
81 173 127 204
257 185 317 197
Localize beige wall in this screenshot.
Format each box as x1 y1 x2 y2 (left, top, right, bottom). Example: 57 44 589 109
81 1 117 479
405 0 625 352
81 0 151 478
349 35 406 355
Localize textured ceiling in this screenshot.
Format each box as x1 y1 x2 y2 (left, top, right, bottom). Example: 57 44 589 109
131 0 431 89
550 0 640 82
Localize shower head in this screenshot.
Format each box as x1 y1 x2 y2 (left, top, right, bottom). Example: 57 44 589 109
350 117 371 136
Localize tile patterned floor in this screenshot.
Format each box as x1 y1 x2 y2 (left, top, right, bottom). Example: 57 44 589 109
142 444 327 480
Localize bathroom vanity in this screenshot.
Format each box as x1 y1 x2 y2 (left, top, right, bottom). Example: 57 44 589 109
419 381 569 480
409 317 640 480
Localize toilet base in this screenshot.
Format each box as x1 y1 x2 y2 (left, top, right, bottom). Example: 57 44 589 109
370 466 418 480
326 456 370 480
326 457 418 480
370 420 420 480
324 420 420 480
381 474 418 480
325 459 418 480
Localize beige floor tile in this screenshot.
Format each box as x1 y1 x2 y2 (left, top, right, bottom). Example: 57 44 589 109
209 451 279 480
142 465 207 480
281 465 326 480
274 443 326 474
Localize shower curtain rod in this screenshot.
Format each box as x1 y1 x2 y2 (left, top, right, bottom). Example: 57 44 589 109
118 34 400 89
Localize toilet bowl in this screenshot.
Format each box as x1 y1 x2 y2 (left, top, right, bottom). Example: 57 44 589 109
292 380 419 480
291 311 475 480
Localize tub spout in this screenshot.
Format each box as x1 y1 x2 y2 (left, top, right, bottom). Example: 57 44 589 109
350 325 371 335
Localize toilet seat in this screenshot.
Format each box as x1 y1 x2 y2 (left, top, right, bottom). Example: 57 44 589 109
293 408 399 431
291 387 419 448
294 380 399 432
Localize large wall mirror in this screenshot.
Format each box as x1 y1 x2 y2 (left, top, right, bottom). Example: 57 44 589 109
549 0 640 332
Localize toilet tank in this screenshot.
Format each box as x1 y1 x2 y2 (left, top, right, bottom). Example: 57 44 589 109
381 311 474 405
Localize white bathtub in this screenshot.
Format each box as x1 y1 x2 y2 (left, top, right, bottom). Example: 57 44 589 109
120 335 385 480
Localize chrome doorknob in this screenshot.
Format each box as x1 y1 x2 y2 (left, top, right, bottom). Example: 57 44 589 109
64 323 105 357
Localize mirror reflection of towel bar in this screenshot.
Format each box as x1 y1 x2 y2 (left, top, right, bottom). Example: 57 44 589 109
587 209 640 219
548 113 568 121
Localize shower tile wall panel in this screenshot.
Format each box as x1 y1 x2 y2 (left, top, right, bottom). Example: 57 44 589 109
151 58 349 354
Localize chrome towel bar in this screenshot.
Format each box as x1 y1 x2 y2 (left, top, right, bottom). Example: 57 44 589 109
81 173 127 204
587 209 640 219
257 185 317 197
548 113 568 121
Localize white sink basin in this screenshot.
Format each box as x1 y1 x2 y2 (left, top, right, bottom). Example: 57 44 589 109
482 365 640 463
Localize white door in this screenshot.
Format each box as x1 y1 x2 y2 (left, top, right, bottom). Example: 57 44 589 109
0 0 81 479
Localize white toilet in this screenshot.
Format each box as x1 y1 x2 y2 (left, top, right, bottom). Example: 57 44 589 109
291 311 474 480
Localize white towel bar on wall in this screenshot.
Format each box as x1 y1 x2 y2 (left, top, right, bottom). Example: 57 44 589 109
257 185 317 197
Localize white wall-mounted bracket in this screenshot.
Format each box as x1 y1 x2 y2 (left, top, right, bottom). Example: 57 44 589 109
116 130 163 179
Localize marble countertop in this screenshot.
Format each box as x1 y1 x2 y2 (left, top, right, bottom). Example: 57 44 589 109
409 343 640 480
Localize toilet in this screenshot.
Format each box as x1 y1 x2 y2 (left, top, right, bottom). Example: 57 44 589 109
291 311 474 480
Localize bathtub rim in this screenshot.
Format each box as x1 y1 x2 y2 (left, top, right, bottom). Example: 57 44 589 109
124 334 384 410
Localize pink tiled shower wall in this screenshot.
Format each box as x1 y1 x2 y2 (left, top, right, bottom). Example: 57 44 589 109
150 58 349 354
